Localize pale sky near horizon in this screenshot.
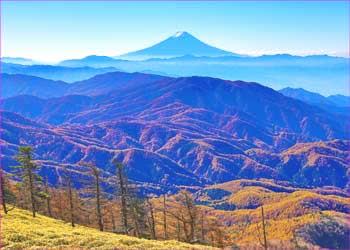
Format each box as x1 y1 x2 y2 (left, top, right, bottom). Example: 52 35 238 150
1 1 349 62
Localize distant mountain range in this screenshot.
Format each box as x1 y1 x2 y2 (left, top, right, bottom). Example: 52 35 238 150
3 31 348 95
279 87 349 115
118 31 241 60
2 63 120 82
1 57 37 65
1 71 349 192
1 72 165 99
1 73 68 99
56 55 348 96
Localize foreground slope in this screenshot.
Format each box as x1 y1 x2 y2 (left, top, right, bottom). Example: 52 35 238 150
2 207 210 249
193 179 350 248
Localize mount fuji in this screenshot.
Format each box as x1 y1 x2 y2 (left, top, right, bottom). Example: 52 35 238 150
119 31 242 59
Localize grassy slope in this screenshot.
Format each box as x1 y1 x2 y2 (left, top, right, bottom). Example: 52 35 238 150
2 207 211 250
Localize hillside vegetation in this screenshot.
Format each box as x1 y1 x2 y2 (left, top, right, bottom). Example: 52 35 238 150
2 207 212 250
193 179 350 248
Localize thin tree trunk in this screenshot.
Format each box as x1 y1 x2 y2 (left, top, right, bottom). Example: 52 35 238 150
28 168 36 217
1 174 8 214
201 212 204 241
261 206 268 250
163 194 168 240
44 177 52 217
110 208 116 232
132 206 140 238
95 172 103 231
58 190 63 219
184 193 195 242
182 215 190 242
176 217 181 241
117 163 128 234
67 175 75 227
149 201 156 239
189 217 195 242
146 199 156 239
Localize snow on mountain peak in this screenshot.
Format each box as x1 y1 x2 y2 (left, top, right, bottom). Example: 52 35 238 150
173 31 187 38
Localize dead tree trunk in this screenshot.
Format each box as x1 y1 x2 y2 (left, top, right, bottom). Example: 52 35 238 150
147 199 156 239
201 212 204 242
261 206 268 250
183 191 196 242
116 162 128 234
95 168 103 231
163 194 168 240
67 173 75 227
181 214 190 242
1 174 8 214
110 207 116 232
44 176 52 217
83 163 104 231
131 205 141 238
176 217 181 241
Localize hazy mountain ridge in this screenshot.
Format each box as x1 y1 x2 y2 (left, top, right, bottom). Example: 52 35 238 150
56 54 349 96
0 71 166 99
279 87 349 115
1 57 37 65
1 73 68 99
2 62 121 82
4 32 348 95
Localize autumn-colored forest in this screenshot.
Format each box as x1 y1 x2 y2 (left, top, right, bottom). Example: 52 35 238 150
2 146 349 249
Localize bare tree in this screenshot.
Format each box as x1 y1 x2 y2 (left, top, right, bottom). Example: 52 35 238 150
256 206 268 250
146 198 157 239
200 211 205 242
115 161 129 234
129 197 147 238
181 190 197 242
62 167 76 227
163 194 168 240
261 206 268 250
44 175 52 217
81 162 104 231
166 190 198 243
176 217 181 241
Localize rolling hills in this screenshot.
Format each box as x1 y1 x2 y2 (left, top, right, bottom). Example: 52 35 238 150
192 179 350 248
1 72 349 190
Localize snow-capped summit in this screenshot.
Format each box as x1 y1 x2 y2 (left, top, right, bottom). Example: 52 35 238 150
120 31 242 60
173 31 186 38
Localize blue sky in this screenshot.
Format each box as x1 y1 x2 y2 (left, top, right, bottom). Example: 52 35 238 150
2 1 349 62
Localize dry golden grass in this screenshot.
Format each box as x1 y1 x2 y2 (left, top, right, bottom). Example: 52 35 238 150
2 207 213 250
